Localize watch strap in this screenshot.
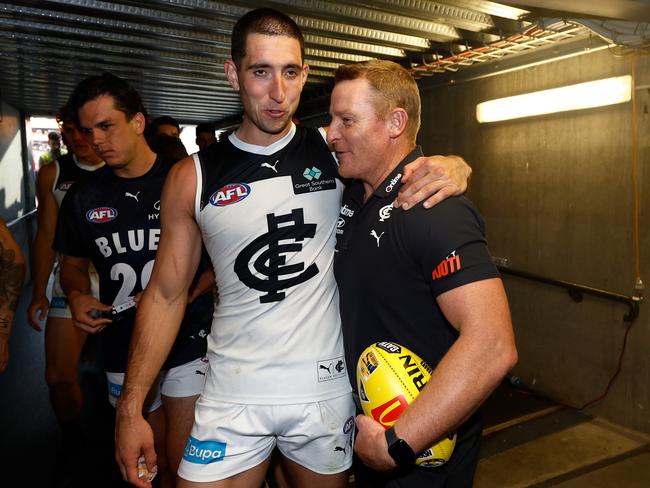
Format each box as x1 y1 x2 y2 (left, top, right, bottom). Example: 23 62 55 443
385 426 416 466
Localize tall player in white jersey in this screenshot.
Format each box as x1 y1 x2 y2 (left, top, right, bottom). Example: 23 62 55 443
115 8 472 488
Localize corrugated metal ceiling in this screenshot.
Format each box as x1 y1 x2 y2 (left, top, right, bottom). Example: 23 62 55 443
0 1 644 126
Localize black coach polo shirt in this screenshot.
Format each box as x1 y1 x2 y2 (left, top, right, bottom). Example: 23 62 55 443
334 146 499 389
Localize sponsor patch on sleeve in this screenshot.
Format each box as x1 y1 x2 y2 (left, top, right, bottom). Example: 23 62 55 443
432 250 462 280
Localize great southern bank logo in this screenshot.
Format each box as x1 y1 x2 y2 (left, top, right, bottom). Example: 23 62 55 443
183 436 227 464
303 166 322 181
86 207 117 223
293 166 335 195
209 183 251 207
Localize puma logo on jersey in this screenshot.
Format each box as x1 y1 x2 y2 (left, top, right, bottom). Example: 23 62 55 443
370 230 384 247
125 191 140 202
260 160 279 173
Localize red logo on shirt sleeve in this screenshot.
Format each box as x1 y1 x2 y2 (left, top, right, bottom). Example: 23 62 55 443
431 252 461 280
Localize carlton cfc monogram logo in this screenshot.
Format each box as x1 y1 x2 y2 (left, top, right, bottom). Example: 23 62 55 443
235 208 319 303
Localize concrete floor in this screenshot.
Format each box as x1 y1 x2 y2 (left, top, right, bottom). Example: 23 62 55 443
476 404 650 487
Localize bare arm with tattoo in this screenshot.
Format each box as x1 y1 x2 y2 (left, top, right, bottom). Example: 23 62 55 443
0 218 26 373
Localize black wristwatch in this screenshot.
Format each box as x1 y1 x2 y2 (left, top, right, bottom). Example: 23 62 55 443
385 426 417 467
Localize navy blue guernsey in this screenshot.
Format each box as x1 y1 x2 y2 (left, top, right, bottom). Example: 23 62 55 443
54 157 210 373
52 153 101 206
334 147 499 388
334 147 498 478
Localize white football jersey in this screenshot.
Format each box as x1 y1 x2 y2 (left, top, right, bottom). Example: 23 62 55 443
194 124 351 404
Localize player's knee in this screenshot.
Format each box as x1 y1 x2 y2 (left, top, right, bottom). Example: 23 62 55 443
45 368 77 390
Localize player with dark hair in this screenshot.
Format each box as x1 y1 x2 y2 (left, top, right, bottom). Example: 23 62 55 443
115 8 472 488
27 102 105 470
149 133 189 162
39 131 64 167
55 72 212 488
195 122 217 151
150 115 181 139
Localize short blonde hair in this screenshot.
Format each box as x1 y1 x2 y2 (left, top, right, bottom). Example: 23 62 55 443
334 60 421 145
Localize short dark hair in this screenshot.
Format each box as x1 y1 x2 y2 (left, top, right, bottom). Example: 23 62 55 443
148 133 188 163
151 115 180 133
68 72 147 126
195 122 216 135
231 8 304 68
56 103 74 126
47 131 61 141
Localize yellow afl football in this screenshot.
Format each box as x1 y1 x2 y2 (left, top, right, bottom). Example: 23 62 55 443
357 341 457 467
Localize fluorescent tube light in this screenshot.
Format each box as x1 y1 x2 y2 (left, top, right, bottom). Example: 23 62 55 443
476 75 632 123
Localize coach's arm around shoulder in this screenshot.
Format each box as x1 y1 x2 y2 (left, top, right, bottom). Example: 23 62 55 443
354 277 517 471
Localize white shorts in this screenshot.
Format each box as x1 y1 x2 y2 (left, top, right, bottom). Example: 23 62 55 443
48 263 100 319
178 393 355 482
107 356 208 412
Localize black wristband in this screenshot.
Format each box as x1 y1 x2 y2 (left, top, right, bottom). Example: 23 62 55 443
385 426 417 467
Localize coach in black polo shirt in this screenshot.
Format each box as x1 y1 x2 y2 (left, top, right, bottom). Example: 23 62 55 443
329 60 518 487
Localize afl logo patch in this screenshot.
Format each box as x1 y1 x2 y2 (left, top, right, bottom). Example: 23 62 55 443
343 416 354 434
209 183 251 207
86 207 117 223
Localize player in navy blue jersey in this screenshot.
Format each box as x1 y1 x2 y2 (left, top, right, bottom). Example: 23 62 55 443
54 73 213 488
115 8 473 488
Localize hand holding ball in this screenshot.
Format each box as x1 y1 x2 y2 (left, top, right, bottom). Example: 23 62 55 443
357 341 456 467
